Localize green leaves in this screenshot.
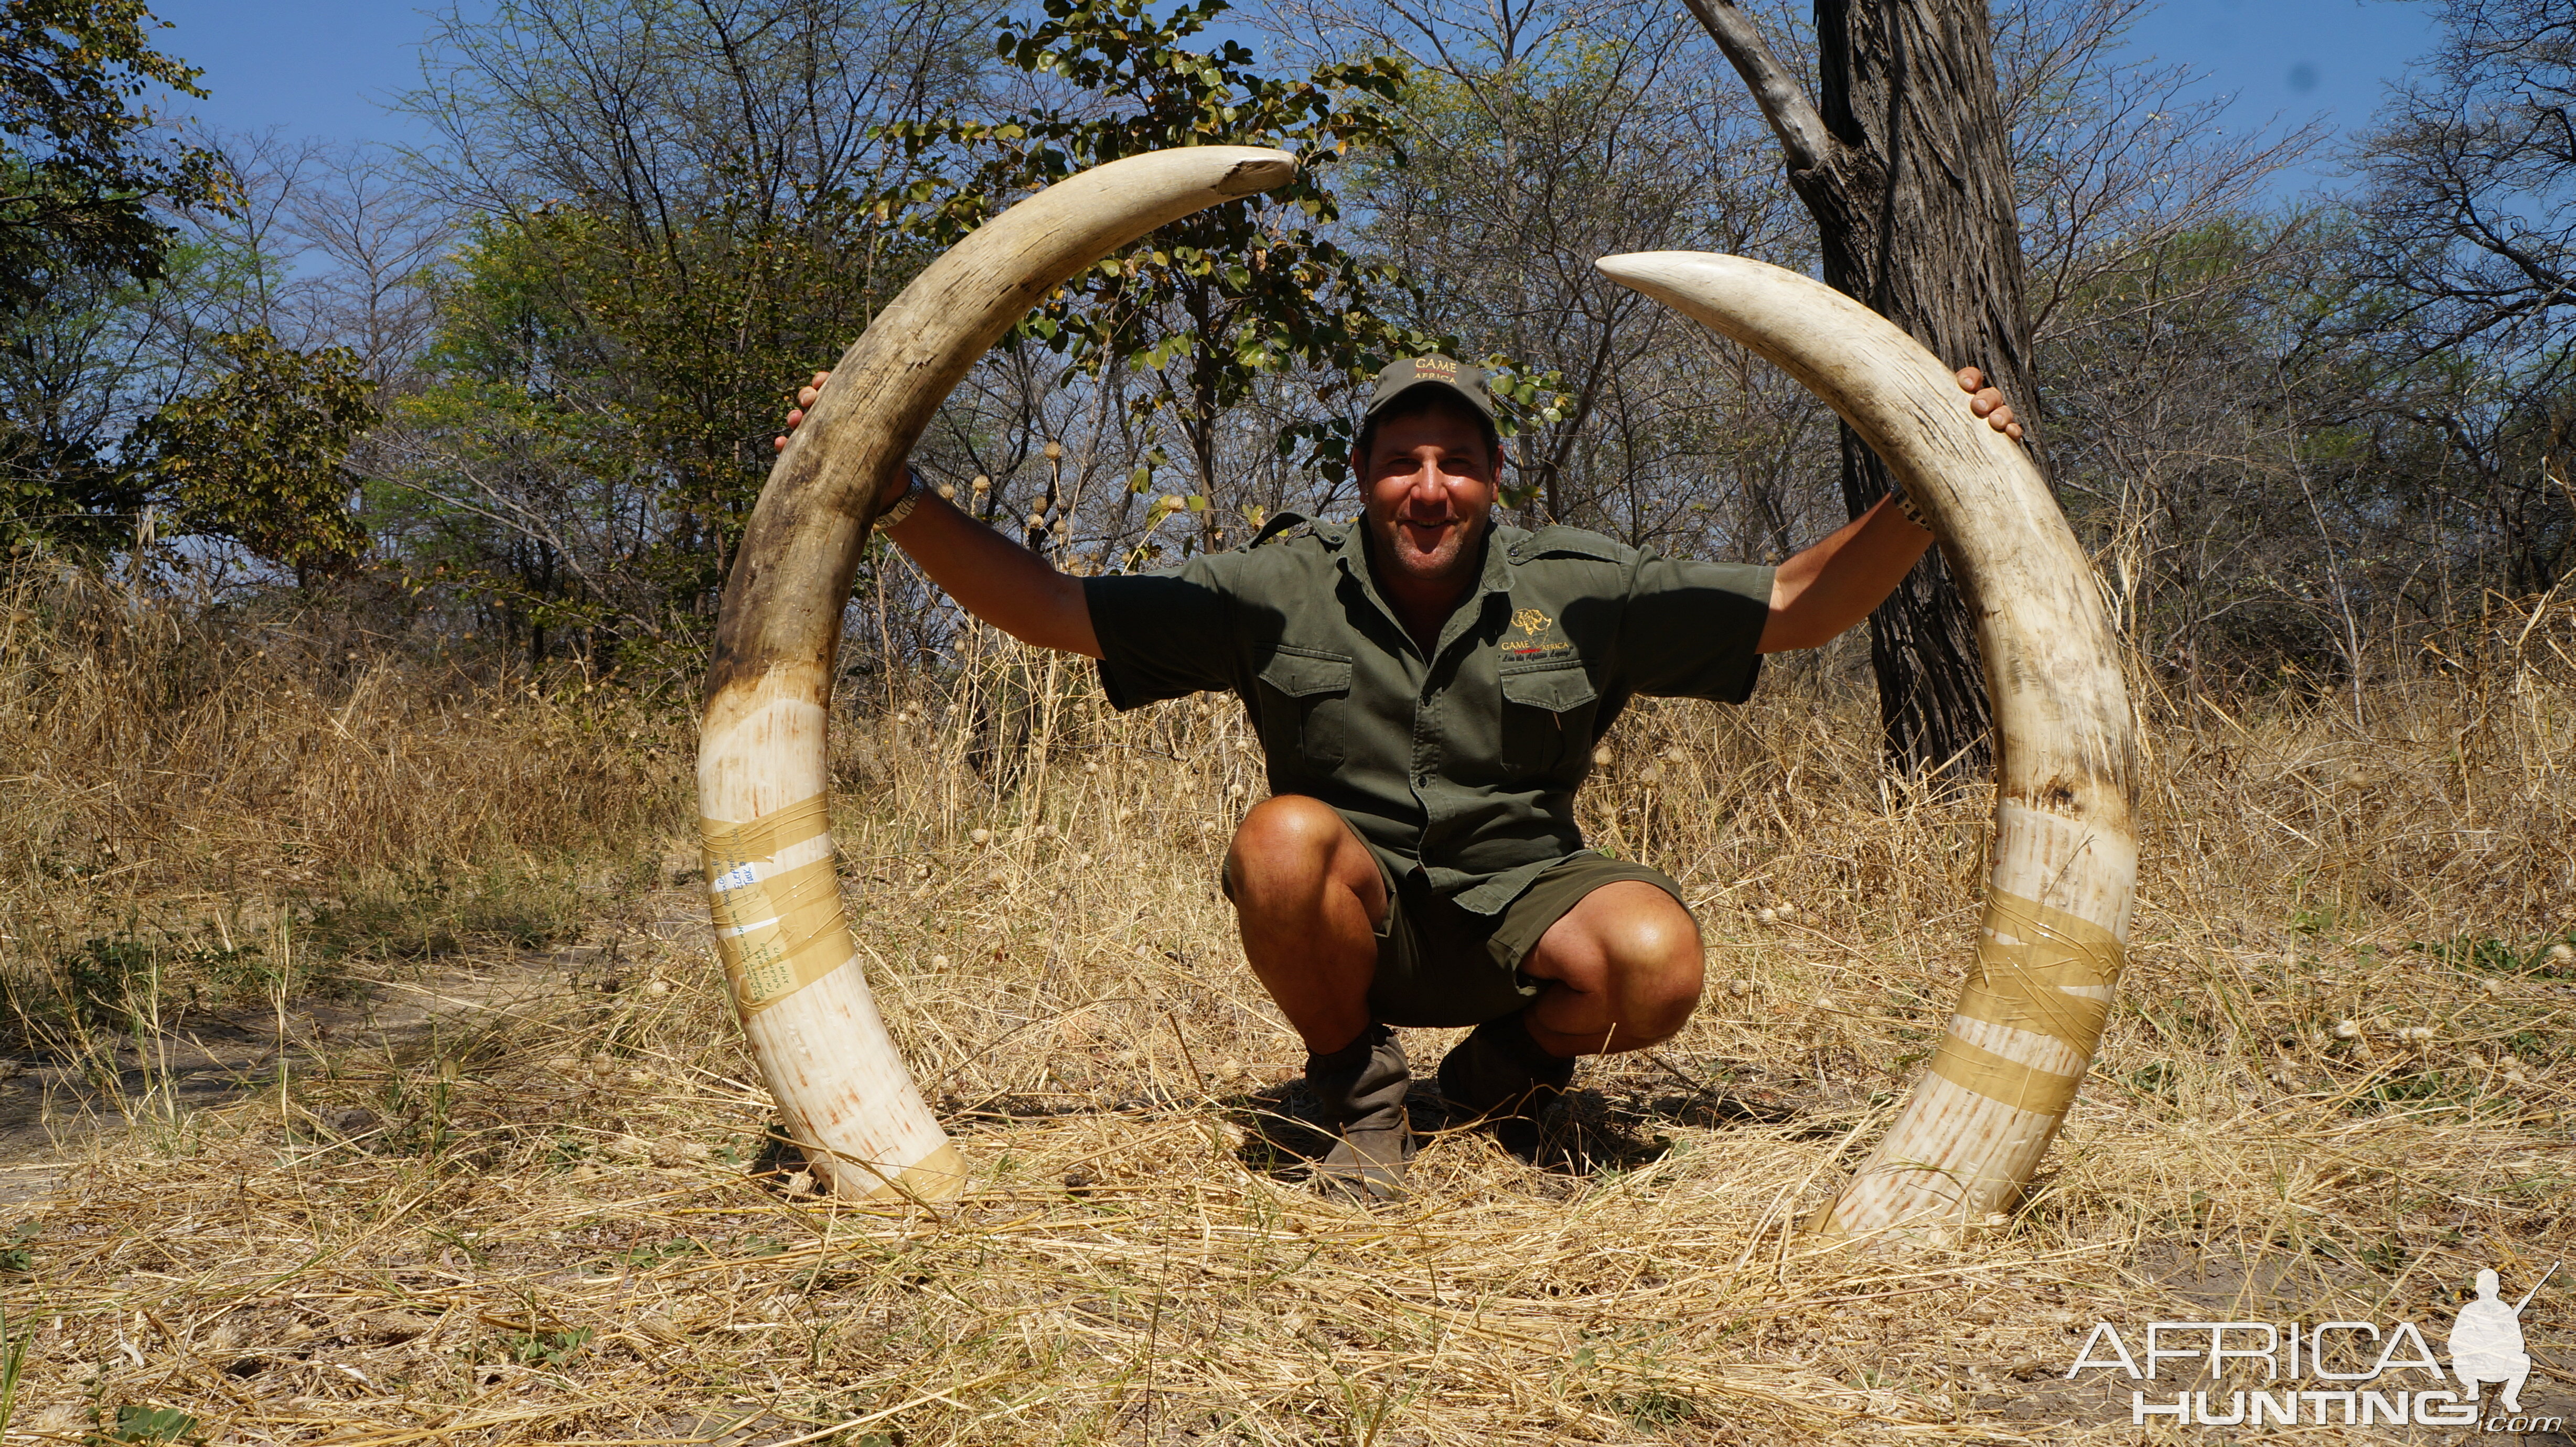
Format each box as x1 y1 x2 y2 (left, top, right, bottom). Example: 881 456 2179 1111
866 0 1520 503
0 1 228 310
133 329 375 580
108 1403 200 1444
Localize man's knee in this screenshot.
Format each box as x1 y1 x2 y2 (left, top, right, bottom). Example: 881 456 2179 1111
1225 795 1358 902
1597 889 1704 1029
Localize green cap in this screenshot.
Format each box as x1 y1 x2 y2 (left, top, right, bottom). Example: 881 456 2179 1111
1362 355 1496 427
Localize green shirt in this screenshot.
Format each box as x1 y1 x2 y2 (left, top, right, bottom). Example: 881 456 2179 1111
1082 518 1774 915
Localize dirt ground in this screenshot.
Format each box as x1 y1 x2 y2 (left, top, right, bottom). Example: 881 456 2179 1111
4 589 2572 1442
0 852 2568 1446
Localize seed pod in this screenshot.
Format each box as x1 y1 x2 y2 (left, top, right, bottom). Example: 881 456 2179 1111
971 474 991 493
1591 745 1613 767
2331 1019 2361 1040
969 828 992 846
1043 440 1064 460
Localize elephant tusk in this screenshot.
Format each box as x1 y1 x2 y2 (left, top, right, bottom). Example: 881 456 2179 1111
1595 251 2140 1239
699 147 1299 1202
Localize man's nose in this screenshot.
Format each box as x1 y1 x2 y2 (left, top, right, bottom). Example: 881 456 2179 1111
1403 462 1449 507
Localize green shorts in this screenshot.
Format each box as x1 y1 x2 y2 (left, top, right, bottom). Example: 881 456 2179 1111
1225 834 1690 1029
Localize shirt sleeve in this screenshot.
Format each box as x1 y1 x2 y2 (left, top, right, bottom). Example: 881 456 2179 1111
1618 552 1776 703
1081 554 1243 710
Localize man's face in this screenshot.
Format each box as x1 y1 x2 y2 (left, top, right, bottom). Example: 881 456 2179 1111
1359 401 1499 592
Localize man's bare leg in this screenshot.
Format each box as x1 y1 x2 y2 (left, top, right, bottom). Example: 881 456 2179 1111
1437 882 1702 1130
1223 794 1387 1053
1518 882 1705 1056
1224 795 1410 1200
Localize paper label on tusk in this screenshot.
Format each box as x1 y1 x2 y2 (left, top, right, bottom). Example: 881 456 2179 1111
700 796 854 1014
1947 889 2124 1052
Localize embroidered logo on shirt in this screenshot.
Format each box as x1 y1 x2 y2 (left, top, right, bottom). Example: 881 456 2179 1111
1505 607 1570 660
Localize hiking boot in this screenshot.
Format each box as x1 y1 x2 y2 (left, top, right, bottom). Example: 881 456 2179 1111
1304 1023 1413 1202
1437 1011 1576 1127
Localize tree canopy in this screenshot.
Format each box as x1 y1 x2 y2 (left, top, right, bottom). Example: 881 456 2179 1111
0 0 2561 708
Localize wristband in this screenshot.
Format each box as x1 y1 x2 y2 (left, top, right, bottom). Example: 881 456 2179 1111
1888 487 1930 532
875 472 925 531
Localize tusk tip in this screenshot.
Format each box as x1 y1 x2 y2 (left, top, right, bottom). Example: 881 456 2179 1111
1212 151 1299 197
1593 250 1783 291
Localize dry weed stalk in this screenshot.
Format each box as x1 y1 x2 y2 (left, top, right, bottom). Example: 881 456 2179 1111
0 573 2566 1442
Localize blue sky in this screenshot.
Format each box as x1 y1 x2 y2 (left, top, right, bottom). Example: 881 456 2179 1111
150 0 2439 198
2128 0 2440 192
149 1 460 153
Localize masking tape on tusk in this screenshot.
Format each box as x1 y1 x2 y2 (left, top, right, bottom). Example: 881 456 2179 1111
1927 889 2125 1115
700 796 855 1014
1926 1033 2089 1118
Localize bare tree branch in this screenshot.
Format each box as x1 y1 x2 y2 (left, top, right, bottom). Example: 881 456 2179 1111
1677 0 1831 174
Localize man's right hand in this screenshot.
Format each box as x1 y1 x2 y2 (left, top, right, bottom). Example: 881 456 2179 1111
773 367 1102 658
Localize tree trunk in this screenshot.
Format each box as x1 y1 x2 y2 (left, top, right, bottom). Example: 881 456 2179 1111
1687 0 2042 773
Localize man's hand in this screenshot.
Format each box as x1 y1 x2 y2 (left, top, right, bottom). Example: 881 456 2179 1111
772 366 1100 657
776 369 912 511
772 371 829 453
1758 362 2021 652
1957 366 2022 442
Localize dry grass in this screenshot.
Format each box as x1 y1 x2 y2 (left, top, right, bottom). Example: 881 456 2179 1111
0 567 2570 1443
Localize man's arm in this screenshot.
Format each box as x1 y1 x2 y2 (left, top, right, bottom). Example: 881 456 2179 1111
1755 366 2020 654
779 372 1102 659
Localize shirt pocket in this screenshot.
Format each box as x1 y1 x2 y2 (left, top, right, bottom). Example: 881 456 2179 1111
1255 646 1354 770
1500 661 1598 780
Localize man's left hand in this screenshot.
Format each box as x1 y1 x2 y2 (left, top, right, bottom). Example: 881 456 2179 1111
1957 367 2022 442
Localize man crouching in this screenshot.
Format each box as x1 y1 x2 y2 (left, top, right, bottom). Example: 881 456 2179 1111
782 356 2020 1200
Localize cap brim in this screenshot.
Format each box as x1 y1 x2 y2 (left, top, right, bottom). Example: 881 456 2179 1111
1362 378 1496 425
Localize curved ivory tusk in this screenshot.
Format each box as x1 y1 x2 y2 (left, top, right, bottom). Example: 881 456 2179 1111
1595 251 2139 1238
700 147 1298 1202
